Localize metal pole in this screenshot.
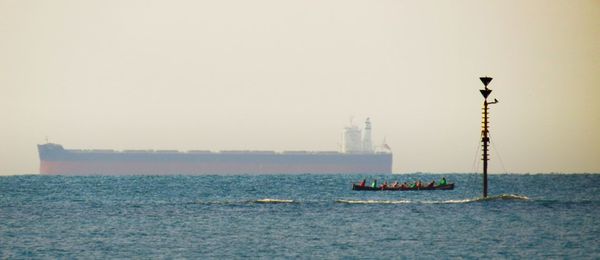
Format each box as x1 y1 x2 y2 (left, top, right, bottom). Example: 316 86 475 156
482 101 489 198
479 76 496 198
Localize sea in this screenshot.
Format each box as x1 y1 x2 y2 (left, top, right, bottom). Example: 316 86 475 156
1 173 599 259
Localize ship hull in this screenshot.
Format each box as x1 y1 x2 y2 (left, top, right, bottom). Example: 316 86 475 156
38 144 393 175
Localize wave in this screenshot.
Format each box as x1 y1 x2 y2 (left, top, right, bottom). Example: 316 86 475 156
475 194 530 201
336 194 530 205
420 194 529 204
336 199 411 204
419 194 530 204
193 194 530 206
254 198 296 204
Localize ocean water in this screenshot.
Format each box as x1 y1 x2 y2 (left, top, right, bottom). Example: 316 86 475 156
1 173 599 259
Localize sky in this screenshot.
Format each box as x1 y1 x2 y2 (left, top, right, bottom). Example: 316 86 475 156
1 0 598 174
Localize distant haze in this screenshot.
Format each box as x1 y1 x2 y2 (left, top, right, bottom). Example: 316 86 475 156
1 0 598 174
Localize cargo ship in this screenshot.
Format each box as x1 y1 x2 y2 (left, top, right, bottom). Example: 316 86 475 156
38 118 392 175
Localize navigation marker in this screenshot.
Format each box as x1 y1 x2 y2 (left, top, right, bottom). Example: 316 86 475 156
479 76 498 198
480 76 493 87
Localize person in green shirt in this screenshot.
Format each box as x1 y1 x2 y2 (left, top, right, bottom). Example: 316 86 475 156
439 177 447 186
371 179 377 188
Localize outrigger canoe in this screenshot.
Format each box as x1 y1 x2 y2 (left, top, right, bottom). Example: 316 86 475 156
352 183 454 191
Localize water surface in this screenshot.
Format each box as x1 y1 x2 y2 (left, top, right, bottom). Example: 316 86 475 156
1 174 599 258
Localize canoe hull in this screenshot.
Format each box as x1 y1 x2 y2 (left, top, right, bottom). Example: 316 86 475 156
352 183 454 191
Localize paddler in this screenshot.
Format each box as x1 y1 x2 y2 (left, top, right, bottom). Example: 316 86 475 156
358 179 366 187
371 179 377 188
439 177 447 186
381 181 388 190
427 180 435 188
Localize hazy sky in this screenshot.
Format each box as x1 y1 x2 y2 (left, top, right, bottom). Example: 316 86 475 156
1 0 598 174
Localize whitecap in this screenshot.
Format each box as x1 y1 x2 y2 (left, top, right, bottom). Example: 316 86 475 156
478 194 530 201
335 199 411 204
254 198 295 204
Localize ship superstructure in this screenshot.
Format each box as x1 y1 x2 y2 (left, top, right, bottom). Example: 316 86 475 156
38 119 392 175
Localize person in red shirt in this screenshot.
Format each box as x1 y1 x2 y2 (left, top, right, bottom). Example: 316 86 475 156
358 179 366 187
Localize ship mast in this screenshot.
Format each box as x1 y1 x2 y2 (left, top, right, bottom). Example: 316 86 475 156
479 76 498 198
